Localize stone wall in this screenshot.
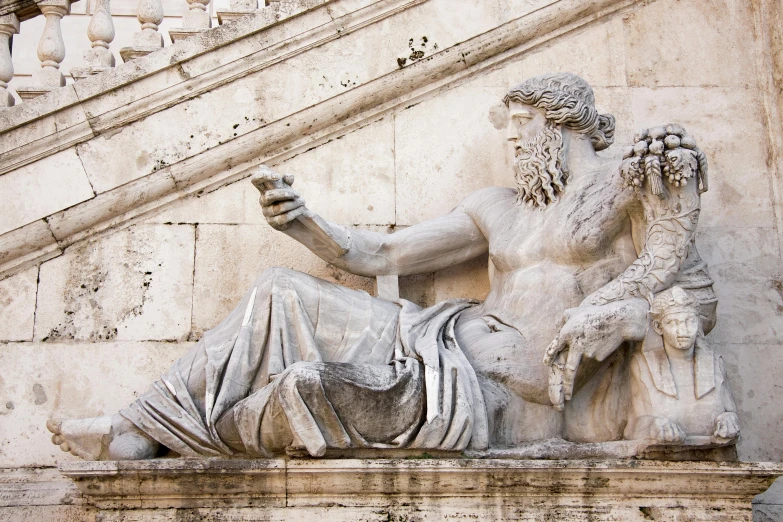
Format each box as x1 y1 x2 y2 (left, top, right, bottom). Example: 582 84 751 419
1 0 782 518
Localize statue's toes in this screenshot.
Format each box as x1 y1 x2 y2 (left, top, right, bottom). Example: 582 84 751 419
46 419 62 435
51 434 63 445
60 442 70 452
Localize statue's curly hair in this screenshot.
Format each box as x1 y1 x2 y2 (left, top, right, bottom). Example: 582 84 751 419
504 73 615 152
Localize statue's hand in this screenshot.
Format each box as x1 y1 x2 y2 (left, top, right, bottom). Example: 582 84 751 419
650 417 686 444
543 298 648 410
713 412 740 443
252 166 307 231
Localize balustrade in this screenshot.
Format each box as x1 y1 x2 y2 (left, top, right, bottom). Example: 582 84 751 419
15 0 71 99
71 0 115 80
119 0 164 62
217 0 261 26
0 13 19 107
169 0 211 42
0 0 294 108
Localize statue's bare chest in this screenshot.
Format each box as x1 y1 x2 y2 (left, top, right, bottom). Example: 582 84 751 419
481 180 629 271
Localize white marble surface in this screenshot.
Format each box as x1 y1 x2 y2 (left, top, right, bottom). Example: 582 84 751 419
0 0 781 515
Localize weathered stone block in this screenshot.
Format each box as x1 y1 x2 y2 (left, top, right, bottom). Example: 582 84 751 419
629 86 775 228
721 343 783 463
698 227 783 345
0 266 38 342
146 176 260 225
54 458 783 521
34 225 195 342
0 148 94 236
395 82 513 225
276 118 395 225
503 16 627 88
0 342 191 468
623 0 757 88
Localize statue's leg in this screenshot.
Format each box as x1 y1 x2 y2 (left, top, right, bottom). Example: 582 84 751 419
49 267 402 460
456 316 563 445
217 358 425 457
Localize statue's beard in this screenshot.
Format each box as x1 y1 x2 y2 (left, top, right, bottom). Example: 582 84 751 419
513 122 569 208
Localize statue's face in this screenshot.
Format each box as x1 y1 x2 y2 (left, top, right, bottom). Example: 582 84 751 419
505 100 568 208
657 310 700 350
506 101 548 148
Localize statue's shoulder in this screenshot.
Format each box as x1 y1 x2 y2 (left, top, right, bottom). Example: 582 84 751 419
460 186 517 217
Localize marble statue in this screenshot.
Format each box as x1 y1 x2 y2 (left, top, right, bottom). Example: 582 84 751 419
625 286 739 445
47 72 734 461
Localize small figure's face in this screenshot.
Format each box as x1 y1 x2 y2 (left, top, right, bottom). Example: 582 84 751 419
655 310 700 351
506 101 548 151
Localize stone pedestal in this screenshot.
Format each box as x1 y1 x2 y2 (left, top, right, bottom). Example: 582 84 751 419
57 458 783 521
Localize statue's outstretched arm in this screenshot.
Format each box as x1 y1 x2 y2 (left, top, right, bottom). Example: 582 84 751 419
252 166 489 277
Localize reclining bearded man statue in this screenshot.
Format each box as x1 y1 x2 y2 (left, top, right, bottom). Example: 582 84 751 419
47 72 721 461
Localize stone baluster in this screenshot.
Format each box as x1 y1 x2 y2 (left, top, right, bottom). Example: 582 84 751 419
169 0 212 42
16 0 71 100
119 0 164 62
217 0 267 27
71 0 116 80
0 13 20 108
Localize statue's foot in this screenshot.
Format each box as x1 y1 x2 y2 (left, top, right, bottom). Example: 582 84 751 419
47 414 159 460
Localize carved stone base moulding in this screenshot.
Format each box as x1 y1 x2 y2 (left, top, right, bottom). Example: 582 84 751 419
60 458 783 521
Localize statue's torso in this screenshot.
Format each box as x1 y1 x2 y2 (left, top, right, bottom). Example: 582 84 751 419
462 163 637 350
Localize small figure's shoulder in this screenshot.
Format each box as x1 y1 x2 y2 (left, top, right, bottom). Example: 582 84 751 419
459 186 517 216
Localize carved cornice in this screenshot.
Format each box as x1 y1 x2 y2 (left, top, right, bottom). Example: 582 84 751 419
0 0 643 280
58 458 783 510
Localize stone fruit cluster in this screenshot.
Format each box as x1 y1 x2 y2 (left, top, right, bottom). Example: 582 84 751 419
621 124 708 195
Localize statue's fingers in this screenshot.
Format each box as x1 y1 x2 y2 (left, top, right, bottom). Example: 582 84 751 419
262 188 300 206
548 361 565 411
543 336 566 366
263 199 305 218
562 348 582 401
282 174 295 186
251 167 280 190
268 206 306 228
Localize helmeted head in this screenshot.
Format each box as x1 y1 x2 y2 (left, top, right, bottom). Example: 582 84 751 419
650 286 701 351
504 73 616 208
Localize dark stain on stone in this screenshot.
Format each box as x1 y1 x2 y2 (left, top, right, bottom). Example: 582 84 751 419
33 384 47 405
639 506 654 520
176 64 191 81
5 401 14 410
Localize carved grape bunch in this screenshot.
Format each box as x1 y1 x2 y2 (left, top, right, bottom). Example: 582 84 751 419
621 124 708 196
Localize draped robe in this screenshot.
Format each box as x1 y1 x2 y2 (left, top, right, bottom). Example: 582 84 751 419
121 267 488 457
